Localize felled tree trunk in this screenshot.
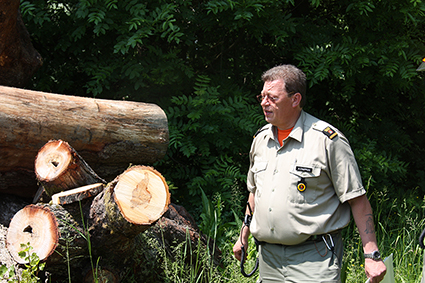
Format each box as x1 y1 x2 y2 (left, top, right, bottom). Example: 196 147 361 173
89 166 170 258
35 140 106 197
0 85 168 198
6 203 90 280
0 0 43 87
6 165 170 282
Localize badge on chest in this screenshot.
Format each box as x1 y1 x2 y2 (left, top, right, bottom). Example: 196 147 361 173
297 177 307 192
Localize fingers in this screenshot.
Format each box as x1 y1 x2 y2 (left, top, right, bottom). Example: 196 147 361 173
367 268 386 283
233 245 242 261
233 241 242 261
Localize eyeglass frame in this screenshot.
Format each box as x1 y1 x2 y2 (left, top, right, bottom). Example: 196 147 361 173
256 91 296 104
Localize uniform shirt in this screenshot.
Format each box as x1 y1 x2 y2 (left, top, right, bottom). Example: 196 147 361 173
248 111 366 245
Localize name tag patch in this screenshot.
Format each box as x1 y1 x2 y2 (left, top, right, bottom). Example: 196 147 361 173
296 166 313 173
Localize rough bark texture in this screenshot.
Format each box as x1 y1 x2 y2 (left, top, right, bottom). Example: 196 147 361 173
0 86 169 198
0 0 42 87
1 203 220 283
88 165 170 271
5 164 171 282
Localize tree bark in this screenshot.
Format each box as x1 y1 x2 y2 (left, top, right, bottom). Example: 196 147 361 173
0 0 43 87
0 85 169 198
89 165 170 248
6 203 92 280
6 165 170 282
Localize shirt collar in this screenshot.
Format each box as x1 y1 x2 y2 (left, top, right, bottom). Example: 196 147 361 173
265 110 305 144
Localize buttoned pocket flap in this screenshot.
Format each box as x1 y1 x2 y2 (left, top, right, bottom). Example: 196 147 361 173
251 161 268 173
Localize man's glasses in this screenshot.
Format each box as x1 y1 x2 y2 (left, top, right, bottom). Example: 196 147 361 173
256 92 294 103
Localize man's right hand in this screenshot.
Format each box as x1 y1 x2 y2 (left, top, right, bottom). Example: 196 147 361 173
233 226 249 261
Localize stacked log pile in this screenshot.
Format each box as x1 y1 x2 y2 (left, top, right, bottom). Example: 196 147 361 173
0 86 169 198
0 8 220 281
6 140 171 282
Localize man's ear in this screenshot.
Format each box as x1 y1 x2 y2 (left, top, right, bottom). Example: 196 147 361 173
292 93 302 108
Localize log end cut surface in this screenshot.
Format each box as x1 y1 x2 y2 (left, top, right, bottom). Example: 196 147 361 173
35 140 72 181
6 205 59 264
114 166 170 225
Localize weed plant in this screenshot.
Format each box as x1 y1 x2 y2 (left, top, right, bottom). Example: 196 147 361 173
0 243 45 283
2 187 423 283
127 184 424 283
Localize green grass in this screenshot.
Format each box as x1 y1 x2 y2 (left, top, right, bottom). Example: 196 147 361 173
127 186 425 283
341 188 425 283
3 187 423 283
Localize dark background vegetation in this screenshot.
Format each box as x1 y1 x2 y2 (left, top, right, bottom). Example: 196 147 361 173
19 0 425 225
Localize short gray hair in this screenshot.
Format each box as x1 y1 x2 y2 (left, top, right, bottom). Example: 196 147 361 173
261 64 307 108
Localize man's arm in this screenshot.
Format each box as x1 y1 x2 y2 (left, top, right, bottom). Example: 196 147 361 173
233 192 255 261
348 194 387 283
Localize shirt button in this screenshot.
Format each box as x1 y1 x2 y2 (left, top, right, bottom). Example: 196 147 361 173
273 169 278 174
269 208 272 212
271 228 274 232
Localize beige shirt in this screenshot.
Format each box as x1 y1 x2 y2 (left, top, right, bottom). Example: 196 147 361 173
248 111 366 245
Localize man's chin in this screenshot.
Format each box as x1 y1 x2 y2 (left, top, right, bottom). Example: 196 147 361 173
264 115 274 124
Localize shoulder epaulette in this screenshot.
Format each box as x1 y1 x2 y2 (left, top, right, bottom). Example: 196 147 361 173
313 121 338 140
253 125 269 138
322 126 338 140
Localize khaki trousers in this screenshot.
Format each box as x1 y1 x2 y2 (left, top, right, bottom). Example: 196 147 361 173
257 233 343 283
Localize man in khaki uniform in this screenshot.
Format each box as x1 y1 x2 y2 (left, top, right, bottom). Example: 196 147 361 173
233 64 387 282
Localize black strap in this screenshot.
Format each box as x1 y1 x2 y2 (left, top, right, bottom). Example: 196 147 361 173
240 240 259 277
239 201 259 277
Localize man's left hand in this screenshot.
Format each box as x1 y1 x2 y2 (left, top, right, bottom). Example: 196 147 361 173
365 258 387 283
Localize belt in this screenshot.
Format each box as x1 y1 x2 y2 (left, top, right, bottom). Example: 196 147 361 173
257 230 341 246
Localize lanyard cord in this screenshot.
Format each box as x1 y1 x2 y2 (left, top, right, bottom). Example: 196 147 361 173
240 202 259 277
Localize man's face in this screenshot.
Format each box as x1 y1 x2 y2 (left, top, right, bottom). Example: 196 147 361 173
260 79 298 130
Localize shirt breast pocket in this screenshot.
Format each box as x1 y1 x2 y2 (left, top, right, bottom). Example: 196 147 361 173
251 161 268 198
288 164 321 204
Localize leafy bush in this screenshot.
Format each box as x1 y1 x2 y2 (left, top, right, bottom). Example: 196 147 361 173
155 75 263 219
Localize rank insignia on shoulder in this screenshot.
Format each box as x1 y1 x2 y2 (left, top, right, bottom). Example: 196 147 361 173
323 126 338 140
253 125 268 138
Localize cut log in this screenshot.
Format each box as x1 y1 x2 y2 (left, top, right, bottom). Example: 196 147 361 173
51 183 104 205
6 203 91 280
113 165 170 225
90 165 170 240
0 85 169 198
6 165 171 282
35 140 106 197
6 204 60 264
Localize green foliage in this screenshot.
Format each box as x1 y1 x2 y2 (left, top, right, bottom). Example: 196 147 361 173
160 232 222 283
20 0 425 224
0 243 46 283
155 75 263 219
342 187 425 282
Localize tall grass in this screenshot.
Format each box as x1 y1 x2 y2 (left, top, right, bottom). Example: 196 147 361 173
127 185 425 283
342 186 425 282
